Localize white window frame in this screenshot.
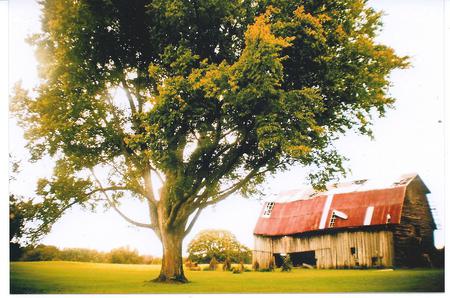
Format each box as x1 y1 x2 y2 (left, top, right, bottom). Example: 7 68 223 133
329 210 347 228
329 212 337 227
262 202 275 218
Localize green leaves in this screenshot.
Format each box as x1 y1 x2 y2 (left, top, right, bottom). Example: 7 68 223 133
12 0 407 240
187 229 252 263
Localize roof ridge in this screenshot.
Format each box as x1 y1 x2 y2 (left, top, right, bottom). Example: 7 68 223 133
270 173 419 203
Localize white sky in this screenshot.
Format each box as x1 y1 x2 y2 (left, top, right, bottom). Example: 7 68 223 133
4 0 449 256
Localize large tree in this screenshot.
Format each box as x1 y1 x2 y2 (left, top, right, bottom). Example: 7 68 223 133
11 0 407 282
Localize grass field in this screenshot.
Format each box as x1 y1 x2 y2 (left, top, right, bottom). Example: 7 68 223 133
10 261 444 293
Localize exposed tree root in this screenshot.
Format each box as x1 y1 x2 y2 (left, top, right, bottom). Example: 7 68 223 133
150 274 189 284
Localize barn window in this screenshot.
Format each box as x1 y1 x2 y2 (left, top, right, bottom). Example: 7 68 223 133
329 210 347 228
350 247 357 255
329 213 337 227
262 202 275 217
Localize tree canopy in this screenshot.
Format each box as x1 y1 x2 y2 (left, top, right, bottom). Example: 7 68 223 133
11 0 407 282
187 229 252 263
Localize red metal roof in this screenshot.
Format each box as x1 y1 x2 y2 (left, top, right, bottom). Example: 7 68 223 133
253 183 409 236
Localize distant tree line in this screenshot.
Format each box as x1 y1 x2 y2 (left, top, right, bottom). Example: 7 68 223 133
10 244 162 265
9 187 162 265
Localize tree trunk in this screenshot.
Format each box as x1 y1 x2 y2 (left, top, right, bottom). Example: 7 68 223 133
154 228 187 283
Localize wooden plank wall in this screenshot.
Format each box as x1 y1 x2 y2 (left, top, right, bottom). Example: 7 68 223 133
393 178 436 267
254 230 394 269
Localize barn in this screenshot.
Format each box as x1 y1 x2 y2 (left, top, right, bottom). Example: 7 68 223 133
253 173 436 269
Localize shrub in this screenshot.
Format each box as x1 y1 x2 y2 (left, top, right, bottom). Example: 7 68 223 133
209 257 218 271
239 260 245 272
189 266 201 271
108 247 144 264
185 259 201 271
281 255 293 272
10 242 24 261
431 247 445 268
232 266 241 274
268 258 275 272
223 257 232 271
21 245 60 261
252 260 260 271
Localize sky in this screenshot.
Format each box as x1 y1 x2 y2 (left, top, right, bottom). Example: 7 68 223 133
5 0 449 256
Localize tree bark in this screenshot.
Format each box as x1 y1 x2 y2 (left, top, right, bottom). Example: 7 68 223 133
154 228 187 283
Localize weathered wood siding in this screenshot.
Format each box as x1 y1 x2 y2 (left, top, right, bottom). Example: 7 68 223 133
254 229 394 269
393 178 436 267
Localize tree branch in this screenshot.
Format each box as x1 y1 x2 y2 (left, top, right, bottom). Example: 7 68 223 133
89 168 154 229
110 202 155 229
142 169 157 204
103 93 140 165
198 169 258 208
85 185 140 197
30 199 79 241
121 79 137 115
198 163 279 209
135 69 144 113
106 160 127 178
151 168 165 185
184 207 202 237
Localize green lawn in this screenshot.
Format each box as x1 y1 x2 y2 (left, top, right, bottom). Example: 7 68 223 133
10 261 444 293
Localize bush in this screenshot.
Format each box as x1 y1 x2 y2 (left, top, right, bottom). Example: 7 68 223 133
239 260 245 272
268 258 275 271
208 257 218 271
232 266 241 274
108 247 144 264
59 248 107 263
189 266 201 271
223 257 232 271
252 260 260 271
21 245 60 261
431 247 445 268
281 255 293 272
142 255 162 265
185 259 201 271
10 242 24 261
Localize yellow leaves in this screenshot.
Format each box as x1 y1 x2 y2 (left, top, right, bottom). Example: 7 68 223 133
294 6 318 26
293 6 326 29
286 145 312 158
148 63 163 81
189 61 230 99
187 7 294 101
292 6 328 43
244 9 293 50
317 13 332 23
335 24 346 39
